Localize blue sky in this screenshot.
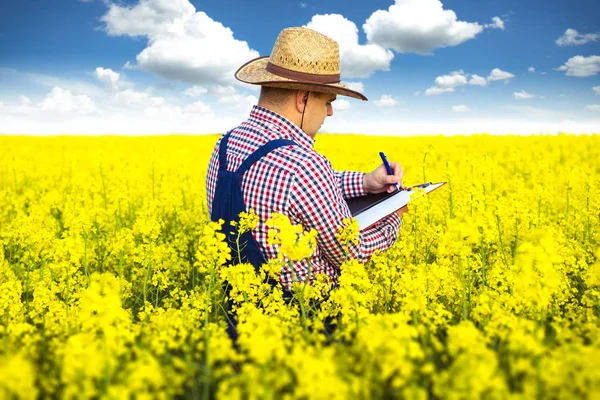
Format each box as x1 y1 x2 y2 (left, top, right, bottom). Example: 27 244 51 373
1 0 599 134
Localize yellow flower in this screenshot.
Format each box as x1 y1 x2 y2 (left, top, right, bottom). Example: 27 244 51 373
336 217 360 247
236 208 260 235
0 353 38 400
2 133 600 398
266 212 317 262
195 219 231 269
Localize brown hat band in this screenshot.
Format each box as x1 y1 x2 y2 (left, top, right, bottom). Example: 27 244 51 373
266 61 341 84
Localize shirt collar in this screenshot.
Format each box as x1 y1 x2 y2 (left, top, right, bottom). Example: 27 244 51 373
247 105 315 150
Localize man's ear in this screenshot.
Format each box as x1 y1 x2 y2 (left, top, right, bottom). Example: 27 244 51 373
295 90 309 113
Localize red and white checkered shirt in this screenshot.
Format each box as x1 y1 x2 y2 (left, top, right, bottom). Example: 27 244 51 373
206 105 401 291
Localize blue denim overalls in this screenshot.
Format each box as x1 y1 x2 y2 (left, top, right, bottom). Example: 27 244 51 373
210 131 296 341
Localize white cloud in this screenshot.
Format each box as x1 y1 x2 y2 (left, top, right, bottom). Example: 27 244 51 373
425 70 468 95
4 89 600 136
0 99 34 116
183 85 208 97
452 105 471 112
94 67 120 90
556 55 600 77
0 101 34 118
488 68 515 82
217 94 249 105
114 89 165 108
102 0 195 37
333 99 351 112
0 110 242 135
0 90 241 135
374 94 399 107
425 68 513 95
210 85 236 97
485 16 505 30
0 68 106 98
343 81 364 93
424 86 454 96
0 81 261 135
505 105 570 120
594 86 600 95
556 29 600 46
363 0 487 55
468 74 487 86
305 14 394 78
155 82 177 91
100 0 259 85
300 2 308 8
240 95 259 107
184 100 212 114
319 111 600 135
528 67 548 76
585 104 600 111
204 85 256 112
514 90 536 100
435 71 468 88
40 87 95 114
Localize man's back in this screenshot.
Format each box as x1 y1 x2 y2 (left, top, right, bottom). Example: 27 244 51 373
207 105 401 291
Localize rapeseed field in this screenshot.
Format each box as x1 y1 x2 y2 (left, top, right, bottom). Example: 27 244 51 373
1 134 599 399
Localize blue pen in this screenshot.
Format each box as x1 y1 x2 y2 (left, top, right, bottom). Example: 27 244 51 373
379 152 401 191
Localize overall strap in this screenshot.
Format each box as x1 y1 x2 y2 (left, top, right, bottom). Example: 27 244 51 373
218 130 233 172
236 139 296 175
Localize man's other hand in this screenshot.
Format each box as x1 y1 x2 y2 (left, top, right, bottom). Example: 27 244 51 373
363 161 408 194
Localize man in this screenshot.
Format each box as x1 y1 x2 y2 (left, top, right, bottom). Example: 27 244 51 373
206 27 405 293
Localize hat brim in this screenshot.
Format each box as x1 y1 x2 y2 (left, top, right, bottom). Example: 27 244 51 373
235 56 367 101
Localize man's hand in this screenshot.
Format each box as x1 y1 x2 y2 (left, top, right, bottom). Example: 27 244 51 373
363 161 408 194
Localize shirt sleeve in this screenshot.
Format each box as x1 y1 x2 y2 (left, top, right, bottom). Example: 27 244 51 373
334 171 366 199
205 138 221 217
289 154 400 270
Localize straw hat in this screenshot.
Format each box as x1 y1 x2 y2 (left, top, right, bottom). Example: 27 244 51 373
235 27 367 101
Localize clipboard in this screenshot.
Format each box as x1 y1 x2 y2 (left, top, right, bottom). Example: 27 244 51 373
346 182 447 231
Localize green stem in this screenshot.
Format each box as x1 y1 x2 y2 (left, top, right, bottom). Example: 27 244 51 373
142 242 153 306
480 237 487 288
155 283 160 309
118 249 124 298
496 215 509 267
413 214 419 264
467 256 472 319
99 165 108 210
152 162 155 200
65 264 71 335
483 183 487 211
513 217 520 258
24 258 30 309
565 187 570 234
203 261 215 399
537 197 541 227
83 228 90 285
236 233 242 264
470 193 473 217
586 185 591 244
447 163 454 219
